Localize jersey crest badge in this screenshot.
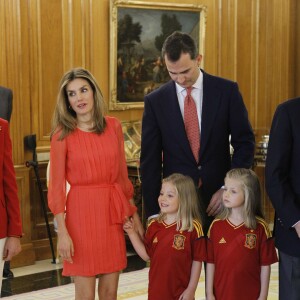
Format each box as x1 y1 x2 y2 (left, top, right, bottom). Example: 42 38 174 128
172 234 186 250
244 233 257 249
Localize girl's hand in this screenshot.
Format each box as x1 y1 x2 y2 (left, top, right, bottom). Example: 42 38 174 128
57 231 74 263
123 218 135 234
178 287 194 300
132 212 145 239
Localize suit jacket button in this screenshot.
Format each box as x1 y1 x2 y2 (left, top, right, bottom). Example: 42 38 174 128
197 165 202 170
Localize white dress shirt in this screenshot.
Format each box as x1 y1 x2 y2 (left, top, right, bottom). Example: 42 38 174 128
175 70 203 130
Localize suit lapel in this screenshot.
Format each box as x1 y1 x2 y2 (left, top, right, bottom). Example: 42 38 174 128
163 75 222 163
200 71 221 158
165 81 195 161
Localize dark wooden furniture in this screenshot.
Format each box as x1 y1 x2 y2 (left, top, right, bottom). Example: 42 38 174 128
127 163 143 221
253 163 275 230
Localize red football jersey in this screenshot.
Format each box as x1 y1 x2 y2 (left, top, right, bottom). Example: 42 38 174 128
207 218 278 300
144 219 207 300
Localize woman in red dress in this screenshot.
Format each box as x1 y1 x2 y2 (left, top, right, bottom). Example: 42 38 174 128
48 68 143 300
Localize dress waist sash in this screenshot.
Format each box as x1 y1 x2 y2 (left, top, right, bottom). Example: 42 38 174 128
71 183 136 224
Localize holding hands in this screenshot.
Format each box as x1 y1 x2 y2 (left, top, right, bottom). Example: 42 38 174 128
124 212 144 239
123 217 135 234
123 213 149 262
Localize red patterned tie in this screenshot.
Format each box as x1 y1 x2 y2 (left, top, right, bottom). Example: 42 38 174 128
184 87 200 162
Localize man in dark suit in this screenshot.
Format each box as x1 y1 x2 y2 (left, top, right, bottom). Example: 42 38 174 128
140 31 255 231
265 97 300 300
0 86 22 282
0 86 13 122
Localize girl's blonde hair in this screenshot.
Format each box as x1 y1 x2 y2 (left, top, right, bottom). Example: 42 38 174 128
218 168 264 229
51 67 107 140
157 173 202 232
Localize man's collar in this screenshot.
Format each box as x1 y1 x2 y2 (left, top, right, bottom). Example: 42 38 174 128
175 69 203 93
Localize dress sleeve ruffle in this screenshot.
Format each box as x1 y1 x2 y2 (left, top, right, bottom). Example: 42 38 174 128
110 183 137 224
48 130 67 215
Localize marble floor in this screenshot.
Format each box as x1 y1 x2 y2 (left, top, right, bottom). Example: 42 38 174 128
1 250 146 298
1 251 279 299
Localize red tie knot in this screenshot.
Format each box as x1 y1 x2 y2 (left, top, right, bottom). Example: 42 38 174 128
186 87 193 96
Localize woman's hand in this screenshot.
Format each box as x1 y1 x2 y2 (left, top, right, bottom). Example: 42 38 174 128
57 231 74 263
123 217 135 234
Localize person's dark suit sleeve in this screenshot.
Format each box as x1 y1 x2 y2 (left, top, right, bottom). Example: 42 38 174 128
229 82 255 169
140 96 162 217
6 89 13 122
0 87 13 122
265 105 300 228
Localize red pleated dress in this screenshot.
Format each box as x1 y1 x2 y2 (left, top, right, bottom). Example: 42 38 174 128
48 117 136 276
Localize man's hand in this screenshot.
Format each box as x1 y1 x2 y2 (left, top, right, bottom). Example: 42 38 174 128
294 222 300 238
206 188 224 216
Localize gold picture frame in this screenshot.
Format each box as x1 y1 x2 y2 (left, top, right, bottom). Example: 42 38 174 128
109 0 207 111
121 120 142 162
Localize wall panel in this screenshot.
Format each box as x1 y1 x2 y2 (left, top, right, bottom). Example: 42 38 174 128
0 0 299 267
297 1 300 95
235 0 258 129
1 0 298 157
12 166 35 267
29 0 64 143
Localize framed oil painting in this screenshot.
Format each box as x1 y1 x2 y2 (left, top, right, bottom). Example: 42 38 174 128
121 120 141 162
109 0 207 110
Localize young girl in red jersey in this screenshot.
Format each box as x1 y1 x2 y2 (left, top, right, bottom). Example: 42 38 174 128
206 168 278 300
123 173 207 300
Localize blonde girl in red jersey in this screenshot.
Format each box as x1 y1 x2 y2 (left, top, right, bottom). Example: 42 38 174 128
206 168 278 300
123 173 207 300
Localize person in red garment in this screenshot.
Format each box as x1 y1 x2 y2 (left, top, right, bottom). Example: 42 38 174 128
124 173 207 300
48 68 143 300
0 117 22 293
206 168 278 300
0 86 21 281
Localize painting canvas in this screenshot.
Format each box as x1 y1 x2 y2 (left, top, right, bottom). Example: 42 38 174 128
109 0 207 110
